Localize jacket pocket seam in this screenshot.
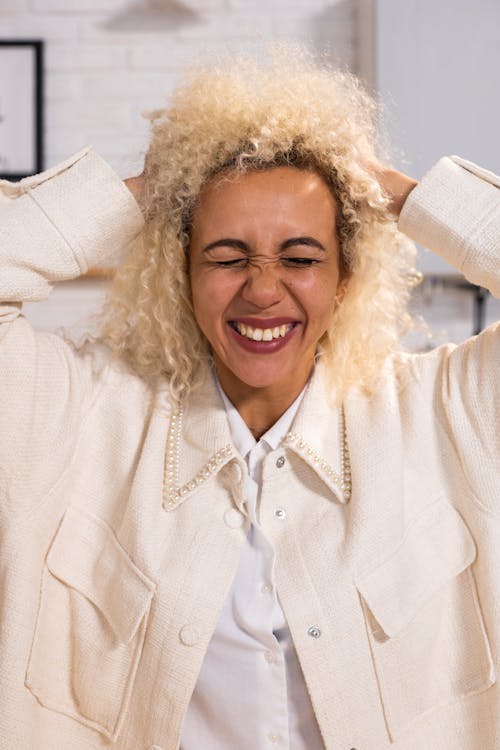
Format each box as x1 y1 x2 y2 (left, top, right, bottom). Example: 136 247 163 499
24 509 155 742
355 502 496 741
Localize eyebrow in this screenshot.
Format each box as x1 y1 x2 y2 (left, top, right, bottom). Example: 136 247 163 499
202 236 326 253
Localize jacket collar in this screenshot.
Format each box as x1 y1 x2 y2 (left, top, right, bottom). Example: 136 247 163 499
162 362 349 512
162 366 236 511
284 363 349 503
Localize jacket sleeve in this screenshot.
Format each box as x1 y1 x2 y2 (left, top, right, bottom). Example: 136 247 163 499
0 147 144 517
398 155 500 295
398 157 500 512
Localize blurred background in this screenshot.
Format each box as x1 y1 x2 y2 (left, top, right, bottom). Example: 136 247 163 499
1 0 499 344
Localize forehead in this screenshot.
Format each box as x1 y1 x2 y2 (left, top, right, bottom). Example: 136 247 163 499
192 166 338 236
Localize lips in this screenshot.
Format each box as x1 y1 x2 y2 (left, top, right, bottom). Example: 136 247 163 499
227 317 299 353
230 321 295 341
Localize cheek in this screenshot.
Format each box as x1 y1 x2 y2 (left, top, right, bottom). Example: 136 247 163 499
191 282 214 337
190 277 206 318
288 273 338 326
190 273 235 337
190 272 212 338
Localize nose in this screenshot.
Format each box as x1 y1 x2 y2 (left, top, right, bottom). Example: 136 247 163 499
240 259 285 309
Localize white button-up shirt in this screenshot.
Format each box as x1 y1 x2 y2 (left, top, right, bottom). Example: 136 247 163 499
180 383 325 749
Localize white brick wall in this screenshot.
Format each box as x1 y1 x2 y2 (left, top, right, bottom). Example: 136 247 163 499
1 0 356 176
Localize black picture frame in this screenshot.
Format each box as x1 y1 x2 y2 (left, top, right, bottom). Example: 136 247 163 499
0 39 44 181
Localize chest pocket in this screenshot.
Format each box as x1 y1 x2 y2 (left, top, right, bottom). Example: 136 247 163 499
355 499 496 742
25 506 156 742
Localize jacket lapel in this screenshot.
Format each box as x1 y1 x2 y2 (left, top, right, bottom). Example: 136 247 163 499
288 362 420 571
344 375 424 576
162 366 239 511
285 363 350 503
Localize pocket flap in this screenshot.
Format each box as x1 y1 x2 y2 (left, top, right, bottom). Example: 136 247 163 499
355 500 476 638
47 506 156 644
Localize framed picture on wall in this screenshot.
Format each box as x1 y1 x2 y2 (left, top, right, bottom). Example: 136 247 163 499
0 40 44 181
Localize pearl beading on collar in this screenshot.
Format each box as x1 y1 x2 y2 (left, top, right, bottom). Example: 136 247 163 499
284 407 351 501
162 405 351 510
162 406 234 510
163 408 182 509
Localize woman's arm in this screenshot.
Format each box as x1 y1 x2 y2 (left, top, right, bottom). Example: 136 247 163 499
0 148 143 303
398 157 500 295
370 154 500 295
0 148 143 519
393 156 500 514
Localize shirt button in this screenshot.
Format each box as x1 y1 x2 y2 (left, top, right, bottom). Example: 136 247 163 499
268 732 280 743
261 583 272 594
179 623 201 646
276 456 285 468
264 650 278 663
224 507 245 528
307 625 322 639
274 507 286 519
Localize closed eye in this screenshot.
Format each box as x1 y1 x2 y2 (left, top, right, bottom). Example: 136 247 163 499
211 258 248 268
282 257 319 266
214 257 319 268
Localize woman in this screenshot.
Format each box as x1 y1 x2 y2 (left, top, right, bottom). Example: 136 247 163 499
1 51 499 750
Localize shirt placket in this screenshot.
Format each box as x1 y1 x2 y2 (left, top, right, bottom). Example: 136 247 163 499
245 452 291 748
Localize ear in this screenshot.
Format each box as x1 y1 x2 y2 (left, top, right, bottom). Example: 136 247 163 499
335 277 349 306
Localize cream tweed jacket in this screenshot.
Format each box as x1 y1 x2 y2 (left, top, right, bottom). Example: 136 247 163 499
0 149 500 750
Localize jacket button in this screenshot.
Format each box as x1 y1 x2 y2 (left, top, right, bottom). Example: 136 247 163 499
179 623 201 646
307 625 321 639
274 507 286 519
276 456 285 468
224 508 245 528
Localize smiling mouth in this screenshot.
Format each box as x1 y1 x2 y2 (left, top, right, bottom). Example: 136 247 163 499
229 321 296 341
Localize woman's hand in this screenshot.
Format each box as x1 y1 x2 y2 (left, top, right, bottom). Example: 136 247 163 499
369 163 419 219
123 173 145 205
356 136 419 218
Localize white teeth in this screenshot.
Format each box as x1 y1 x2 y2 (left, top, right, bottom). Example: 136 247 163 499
234 322 293 341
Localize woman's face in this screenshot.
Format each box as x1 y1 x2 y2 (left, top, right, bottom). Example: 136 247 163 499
189 166 344 397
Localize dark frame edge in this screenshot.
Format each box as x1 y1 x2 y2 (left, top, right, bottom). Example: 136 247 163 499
0 39 44 181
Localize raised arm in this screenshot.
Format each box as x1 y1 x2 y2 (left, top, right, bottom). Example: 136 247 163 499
0 148 143 519
394 156 500 514
398 156 500 296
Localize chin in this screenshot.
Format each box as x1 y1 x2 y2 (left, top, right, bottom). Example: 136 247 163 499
239 375 284 390
225 361 296 391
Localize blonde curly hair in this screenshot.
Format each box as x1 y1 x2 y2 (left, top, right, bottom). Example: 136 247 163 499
98 46 419 404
